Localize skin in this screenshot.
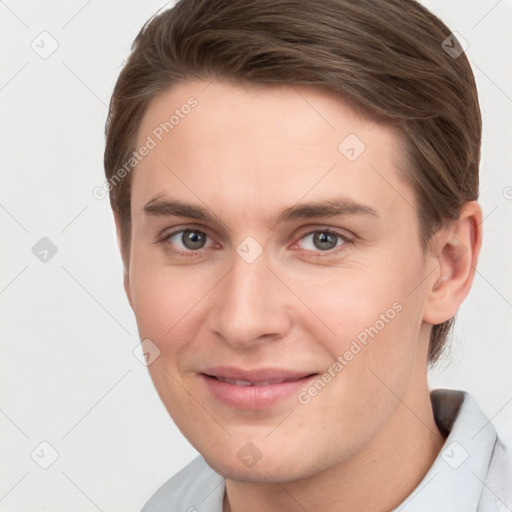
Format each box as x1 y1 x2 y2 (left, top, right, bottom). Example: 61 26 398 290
115 80 482 512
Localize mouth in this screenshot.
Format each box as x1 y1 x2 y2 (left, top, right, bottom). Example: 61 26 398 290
199 367 319 409
206 375 316 386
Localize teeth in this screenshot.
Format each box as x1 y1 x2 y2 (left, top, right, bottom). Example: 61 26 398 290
216 377 252 386
216 377 285 386
234 379 253 386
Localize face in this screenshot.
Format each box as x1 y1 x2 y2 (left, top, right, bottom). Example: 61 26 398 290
124 80 434 482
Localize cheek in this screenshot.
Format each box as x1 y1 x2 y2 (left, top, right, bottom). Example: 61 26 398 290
286 258 417 347
293 298 422 453
289 248 426 394
128 259 209 348
338 271 425 416
128 261 212 425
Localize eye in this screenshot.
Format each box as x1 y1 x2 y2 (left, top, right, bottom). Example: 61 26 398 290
296 230 347 252
163 228 215 253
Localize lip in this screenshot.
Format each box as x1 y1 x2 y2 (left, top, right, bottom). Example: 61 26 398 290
199 366 318 410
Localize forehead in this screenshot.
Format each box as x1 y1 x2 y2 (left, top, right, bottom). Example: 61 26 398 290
131 80 414 226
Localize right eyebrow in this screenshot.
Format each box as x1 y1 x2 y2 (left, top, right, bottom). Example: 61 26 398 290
143 196 226 226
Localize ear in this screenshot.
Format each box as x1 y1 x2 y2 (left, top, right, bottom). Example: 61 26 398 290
113 211 133 310
423 201 483 325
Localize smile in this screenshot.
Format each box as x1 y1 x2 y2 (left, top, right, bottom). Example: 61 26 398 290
199 367 318 409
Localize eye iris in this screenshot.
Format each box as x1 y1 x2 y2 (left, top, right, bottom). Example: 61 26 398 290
182 230 206 250
313 232 338 251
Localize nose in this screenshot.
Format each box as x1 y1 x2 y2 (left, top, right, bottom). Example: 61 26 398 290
207 251 292 349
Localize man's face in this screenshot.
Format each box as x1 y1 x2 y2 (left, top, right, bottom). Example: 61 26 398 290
124 80 433 481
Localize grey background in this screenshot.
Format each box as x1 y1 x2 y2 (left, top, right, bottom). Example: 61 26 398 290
0 1 511 510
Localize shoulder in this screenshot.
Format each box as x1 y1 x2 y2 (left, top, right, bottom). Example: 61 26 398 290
479 437 512 511
141 455 225 512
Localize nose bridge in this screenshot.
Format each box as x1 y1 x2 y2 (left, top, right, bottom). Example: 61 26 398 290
210 250 289 347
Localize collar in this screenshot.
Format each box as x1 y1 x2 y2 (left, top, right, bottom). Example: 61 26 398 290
393 389 498 512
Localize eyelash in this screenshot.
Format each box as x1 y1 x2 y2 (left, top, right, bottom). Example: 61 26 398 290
159 226 352 259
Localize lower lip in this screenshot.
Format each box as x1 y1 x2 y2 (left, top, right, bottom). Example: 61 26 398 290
199 374 317 410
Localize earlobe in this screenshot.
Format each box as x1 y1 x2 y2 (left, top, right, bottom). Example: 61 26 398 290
423 201 483 325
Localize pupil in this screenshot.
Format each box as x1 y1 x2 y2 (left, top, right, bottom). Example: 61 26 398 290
183 230 205 250
313 232 337 251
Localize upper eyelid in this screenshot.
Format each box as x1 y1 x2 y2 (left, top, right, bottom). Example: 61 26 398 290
160 224 212 239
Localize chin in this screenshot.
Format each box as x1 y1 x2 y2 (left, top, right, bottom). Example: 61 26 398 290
205 457 297 483
202 446 331 484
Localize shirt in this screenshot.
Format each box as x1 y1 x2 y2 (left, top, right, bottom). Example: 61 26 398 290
141 389 512 512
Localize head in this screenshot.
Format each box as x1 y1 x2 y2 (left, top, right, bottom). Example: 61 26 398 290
104 0 482 484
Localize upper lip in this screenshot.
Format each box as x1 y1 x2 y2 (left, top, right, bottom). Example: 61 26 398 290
200 366 317 383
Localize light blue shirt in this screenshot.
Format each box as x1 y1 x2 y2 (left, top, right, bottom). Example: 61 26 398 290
141 390 512 512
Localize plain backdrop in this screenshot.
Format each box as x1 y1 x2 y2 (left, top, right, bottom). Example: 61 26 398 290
0 1 511 510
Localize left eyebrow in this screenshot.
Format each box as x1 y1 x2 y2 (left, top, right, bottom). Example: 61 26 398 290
274 196 380 224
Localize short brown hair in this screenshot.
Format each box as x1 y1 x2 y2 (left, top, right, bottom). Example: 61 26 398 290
104 0 481 363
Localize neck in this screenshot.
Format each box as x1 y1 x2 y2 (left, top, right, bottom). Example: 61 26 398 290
223 383 445 512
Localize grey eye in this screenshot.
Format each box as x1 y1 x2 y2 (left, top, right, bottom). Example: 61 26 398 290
181 230 207 250
299 231 345 252
312 232 339 250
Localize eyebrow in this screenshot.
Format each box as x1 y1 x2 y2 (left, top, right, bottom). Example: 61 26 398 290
142 194 380 226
